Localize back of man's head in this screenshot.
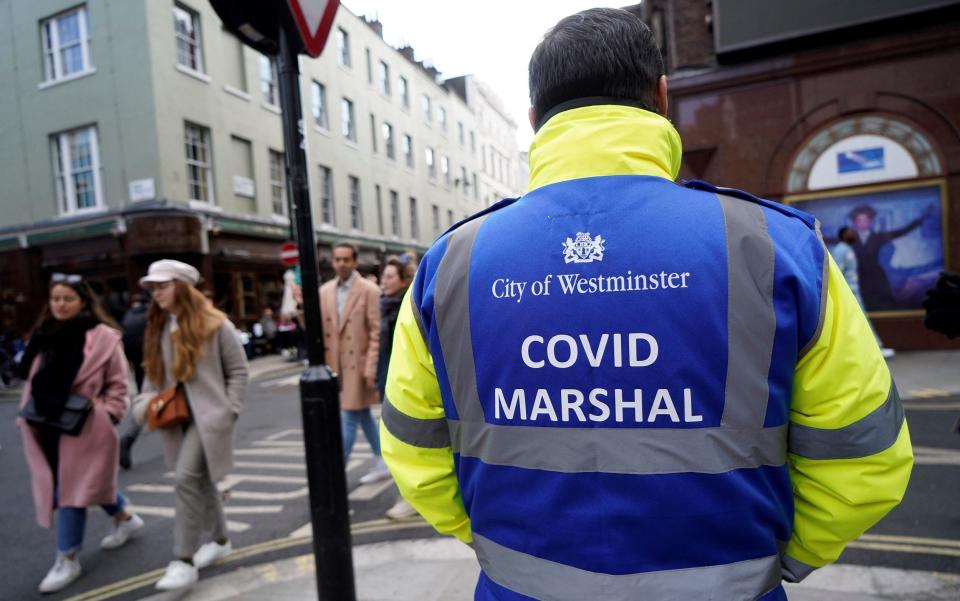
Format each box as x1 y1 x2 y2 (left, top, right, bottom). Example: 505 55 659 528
529 8 664 128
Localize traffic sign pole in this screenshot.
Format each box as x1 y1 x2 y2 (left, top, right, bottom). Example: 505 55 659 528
276 22 357 601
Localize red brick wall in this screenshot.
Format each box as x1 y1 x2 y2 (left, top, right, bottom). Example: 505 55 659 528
667 22 960 350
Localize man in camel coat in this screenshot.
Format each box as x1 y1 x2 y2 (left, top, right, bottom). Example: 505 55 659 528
320 242 387 482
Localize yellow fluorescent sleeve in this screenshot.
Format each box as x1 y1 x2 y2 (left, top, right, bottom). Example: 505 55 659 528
382 289 472 544
787 423 913 566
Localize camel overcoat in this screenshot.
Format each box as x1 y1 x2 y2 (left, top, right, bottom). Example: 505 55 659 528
17 324 129 528
320 273 381 410
133 317 248 483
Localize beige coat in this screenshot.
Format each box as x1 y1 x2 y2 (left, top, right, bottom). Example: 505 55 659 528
320 274 381 410
134 318 248 483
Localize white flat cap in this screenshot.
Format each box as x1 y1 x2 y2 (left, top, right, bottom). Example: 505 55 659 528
139 259 200 287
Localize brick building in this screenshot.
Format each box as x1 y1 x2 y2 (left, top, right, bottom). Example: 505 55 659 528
635 0 960 350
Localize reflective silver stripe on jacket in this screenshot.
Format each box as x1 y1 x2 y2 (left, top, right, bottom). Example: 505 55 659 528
434 215 489 423
789 382 905 460
799 220 828 360
474 534 782 601
381 396 451 449
449 420 785 475
718 194 776 428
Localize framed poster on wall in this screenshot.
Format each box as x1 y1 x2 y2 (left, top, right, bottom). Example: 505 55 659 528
786 179 949 315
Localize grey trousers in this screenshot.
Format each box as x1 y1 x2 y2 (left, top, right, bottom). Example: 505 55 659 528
174 423 228 559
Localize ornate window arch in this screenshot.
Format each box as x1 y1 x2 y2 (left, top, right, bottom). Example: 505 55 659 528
786 114 942 193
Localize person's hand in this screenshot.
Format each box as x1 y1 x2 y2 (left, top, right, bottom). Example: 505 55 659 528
292 284 303 305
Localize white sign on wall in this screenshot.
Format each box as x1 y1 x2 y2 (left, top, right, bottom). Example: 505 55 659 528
233 176 256 198
808 134 918 191
129 178 155 202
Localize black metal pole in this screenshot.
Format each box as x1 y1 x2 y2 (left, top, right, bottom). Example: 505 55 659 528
276 25 357 601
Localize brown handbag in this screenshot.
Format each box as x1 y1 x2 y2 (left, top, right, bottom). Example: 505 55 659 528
146 384 190 431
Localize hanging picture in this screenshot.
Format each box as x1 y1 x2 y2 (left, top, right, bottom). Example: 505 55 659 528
787 180 947 314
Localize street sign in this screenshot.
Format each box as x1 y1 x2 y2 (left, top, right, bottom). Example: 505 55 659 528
280 241 300 266
207 3 355 599
287 0 339 57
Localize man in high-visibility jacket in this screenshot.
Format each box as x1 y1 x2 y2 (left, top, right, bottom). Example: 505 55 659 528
381 8 912 601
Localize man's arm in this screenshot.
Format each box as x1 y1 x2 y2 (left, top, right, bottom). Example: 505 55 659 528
783 253 913 581
380 291 471 543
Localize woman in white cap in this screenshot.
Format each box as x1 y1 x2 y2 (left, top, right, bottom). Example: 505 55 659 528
133 260 248 591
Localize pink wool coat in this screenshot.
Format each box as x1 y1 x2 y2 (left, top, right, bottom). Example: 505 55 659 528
320 273 381 410
17 324 129 528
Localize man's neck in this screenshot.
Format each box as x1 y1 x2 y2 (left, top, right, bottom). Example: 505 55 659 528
338 271 356 286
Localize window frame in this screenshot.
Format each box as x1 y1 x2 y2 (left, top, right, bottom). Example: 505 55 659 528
378 60 391 96
422 94 431 122
183 121 214 204
425 147 436 178
269 149 286 216
399 76 409 108
51 124 103 216
341 97 356 142
40 6 93 84
389 189 400 237
319 164 335 225
336 27 351 67
311 80 328 129
260 54 279 106
383 122 395 160
441 155 451 185
403 134 413 168
173 3 205 74
409 196 419 240
348 175 363 230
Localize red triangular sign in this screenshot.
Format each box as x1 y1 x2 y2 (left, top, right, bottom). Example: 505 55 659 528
287 0 340 58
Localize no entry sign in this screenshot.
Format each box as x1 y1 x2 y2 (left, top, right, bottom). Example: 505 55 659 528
280 241 300 266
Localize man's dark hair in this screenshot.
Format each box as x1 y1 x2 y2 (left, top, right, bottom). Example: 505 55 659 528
334 242 359 260
838 226 852 240
529 8 664 127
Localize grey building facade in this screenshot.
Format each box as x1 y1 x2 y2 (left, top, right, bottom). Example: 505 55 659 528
0 0 527 334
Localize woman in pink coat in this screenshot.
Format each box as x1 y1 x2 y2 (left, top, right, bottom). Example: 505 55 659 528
17 274 144 594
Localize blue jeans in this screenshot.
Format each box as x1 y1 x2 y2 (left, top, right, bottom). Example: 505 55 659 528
341 409 381 461
57 492 128 554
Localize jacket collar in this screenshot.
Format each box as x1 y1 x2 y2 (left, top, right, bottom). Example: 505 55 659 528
527 100 682 193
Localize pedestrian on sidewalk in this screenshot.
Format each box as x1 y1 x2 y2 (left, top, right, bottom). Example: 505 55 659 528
17 274 144 594
381 9 913 601
132 260 248 592
318 243 383 482
118 292 148 469
376 257 418 519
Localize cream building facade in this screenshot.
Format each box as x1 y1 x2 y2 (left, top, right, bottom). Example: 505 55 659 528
0 0 527 332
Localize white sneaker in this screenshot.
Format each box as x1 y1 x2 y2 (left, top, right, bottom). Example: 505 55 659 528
38 555 82 594
192 540 232 569
100 513 144 550
155 560 198 590
358 458 392 484
385 497 418 520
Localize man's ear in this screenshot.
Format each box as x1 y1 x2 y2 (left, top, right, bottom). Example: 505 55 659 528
528 106 538 132
656 75 668 115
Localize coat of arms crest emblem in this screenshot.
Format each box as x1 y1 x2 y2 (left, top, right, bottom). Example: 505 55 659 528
563 232 605 264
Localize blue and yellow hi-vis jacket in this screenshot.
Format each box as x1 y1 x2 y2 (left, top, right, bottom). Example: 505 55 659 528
381 101 913 601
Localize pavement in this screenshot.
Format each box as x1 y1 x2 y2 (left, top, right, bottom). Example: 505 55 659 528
131 349 960 601
4 351 956 600
134 538 960 601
